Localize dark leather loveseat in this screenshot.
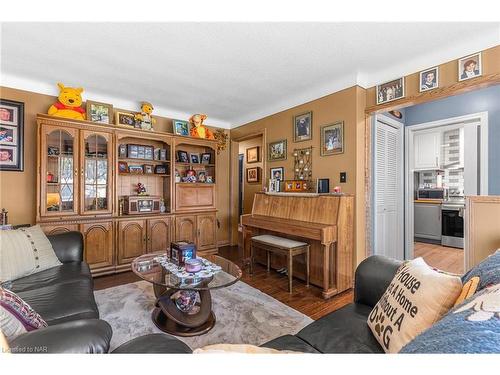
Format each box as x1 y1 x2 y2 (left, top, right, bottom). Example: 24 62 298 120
111 255 402 353
7 232 112 353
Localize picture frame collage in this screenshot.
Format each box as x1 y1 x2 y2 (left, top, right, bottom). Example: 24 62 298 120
0 99 24 171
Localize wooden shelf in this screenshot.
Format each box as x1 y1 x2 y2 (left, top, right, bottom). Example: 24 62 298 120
119 158 170 164
175 182 215 185
119 172 170 177
175 162 215 167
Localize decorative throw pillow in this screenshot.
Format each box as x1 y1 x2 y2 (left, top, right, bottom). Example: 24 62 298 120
0 225 62 282
193 344 300 354
367 257 462 353
0 287 47 341
462 249 500 291
400 283 500 353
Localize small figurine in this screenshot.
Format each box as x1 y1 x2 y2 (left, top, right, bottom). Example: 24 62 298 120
189 114 214 139
136 183 147 195
160 198 166 213
134 102 156 131
48 83 86 120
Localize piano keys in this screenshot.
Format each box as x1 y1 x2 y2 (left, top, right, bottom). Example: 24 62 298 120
241 192 354 299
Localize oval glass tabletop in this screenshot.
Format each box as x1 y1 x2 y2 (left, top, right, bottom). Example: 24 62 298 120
131 253 242 291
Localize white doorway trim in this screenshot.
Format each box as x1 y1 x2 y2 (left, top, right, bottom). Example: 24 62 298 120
404 111 489 261
373 114 405 259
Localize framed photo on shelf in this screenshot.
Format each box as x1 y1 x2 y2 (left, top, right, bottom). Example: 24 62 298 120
0 99 24 171
143 164 154 174
144 146 154 160
321 121 344 156
177 150 189 163
118 144 127 158
317 178 330 193
128 165 143 174
246 167 261 183
458 52 482 81
270 166 284 181
86 100 113 124
419 67 439 92
246 146 260 163
376 77 405 105
155 165 168 174
173 120 190 136
206 176 214 183
268 139 287 161
118 161 129 174
197 171 207 182
127 144 139 158
115 111 137 127
190 153 200 164
201 152 212 164
293 111 312 142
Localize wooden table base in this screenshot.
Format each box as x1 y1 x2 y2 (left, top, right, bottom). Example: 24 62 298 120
152 308 216 337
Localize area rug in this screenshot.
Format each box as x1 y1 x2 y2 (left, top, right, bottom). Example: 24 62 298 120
95 280 313 351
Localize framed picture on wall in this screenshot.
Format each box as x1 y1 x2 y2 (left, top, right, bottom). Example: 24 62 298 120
419 67 439 92
246 167 261 183
293 111 312 142
86 100 113 124
246 146 260 163
376 77 405 105
268 139 287 161
458 52 482 81
115 111 137 127
173 120 190 136
320 121 344 156
0 99 24 171
270 167 284 181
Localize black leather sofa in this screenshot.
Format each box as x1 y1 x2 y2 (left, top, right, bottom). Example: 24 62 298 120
111 255 402 353
8 232 112 353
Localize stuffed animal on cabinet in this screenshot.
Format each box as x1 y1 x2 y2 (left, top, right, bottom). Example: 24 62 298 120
48 83 86 120
189 114 214 139
134 102 156 131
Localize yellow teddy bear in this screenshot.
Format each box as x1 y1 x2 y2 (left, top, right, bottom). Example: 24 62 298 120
48 83 86 120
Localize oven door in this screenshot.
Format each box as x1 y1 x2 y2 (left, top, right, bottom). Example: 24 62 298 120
441 208 464 248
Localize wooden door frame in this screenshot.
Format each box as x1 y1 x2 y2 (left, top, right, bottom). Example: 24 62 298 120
229 130 267 246
363 74 500 259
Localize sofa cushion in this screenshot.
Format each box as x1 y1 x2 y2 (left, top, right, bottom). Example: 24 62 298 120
0 225 62 282
261 334 321 353
17 280 98 325
462 249 500 292
112 333 192 354
297 303 383 353
0 287 47 341
8 262 92 293
367 257 462 353
400 283 500 353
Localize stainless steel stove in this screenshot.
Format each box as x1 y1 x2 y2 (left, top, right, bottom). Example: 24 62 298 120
441 198 465 249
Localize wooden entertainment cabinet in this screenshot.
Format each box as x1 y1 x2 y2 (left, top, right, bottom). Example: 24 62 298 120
35 114 218 276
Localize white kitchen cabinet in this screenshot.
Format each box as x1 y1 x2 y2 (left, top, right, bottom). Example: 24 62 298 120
414 203 442 240
414 131 441 170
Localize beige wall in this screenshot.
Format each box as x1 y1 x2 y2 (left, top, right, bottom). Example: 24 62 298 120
230 86 367 266
0 86 231 245
238 136 264 215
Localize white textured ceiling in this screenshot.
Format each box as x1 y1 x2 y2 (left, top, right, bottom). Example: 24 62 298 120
1 23 499 128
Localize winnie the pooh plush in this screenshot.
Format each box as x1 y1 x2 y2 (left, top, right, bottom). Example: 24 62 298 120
134 101 156 131
189 114 214 139
48 83 86 120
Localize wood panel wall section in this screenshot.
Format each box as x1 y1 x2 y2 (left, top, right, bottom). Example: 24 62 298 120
35 114 219 276
465 196 500 270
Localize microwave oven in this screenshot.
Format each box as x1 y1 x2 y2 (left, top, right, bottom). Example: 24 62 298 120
417 188 445 200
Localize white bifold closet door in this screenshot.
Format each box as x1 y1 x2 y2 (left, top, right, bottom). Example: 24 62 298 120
374 117 404 260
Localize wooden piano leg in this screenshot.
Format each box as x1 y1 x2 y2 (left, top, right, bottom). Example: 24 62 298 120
242 225 252 269
322 243 329 296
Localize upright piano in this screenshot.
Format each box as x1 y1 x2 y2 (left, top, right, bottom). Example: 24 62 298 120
241 192 354 299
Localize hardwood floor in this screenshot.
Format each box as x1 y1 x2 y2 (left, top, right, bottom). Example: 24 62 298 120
94 245 353 320
414 241 464 274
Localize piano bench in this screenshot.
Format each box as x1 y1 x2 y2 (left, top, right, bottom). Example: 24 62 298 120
250 235 310 293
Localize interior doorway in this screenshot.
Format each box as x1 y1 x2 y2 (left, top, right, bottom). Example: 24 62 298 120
230 131 266 246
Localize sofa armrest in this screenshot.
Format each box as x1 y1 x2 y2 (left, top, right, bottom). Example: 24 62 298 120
9 319 112 354
47 231 84 263
354 255 402 307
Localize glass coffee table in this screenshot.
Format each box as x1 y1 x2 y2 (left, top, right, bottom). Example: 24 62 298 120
131 253 242 337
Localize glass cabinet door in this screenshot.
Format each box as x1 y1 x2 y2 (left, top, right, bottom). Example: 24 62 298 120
42 126 79 216
81 132 112 214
